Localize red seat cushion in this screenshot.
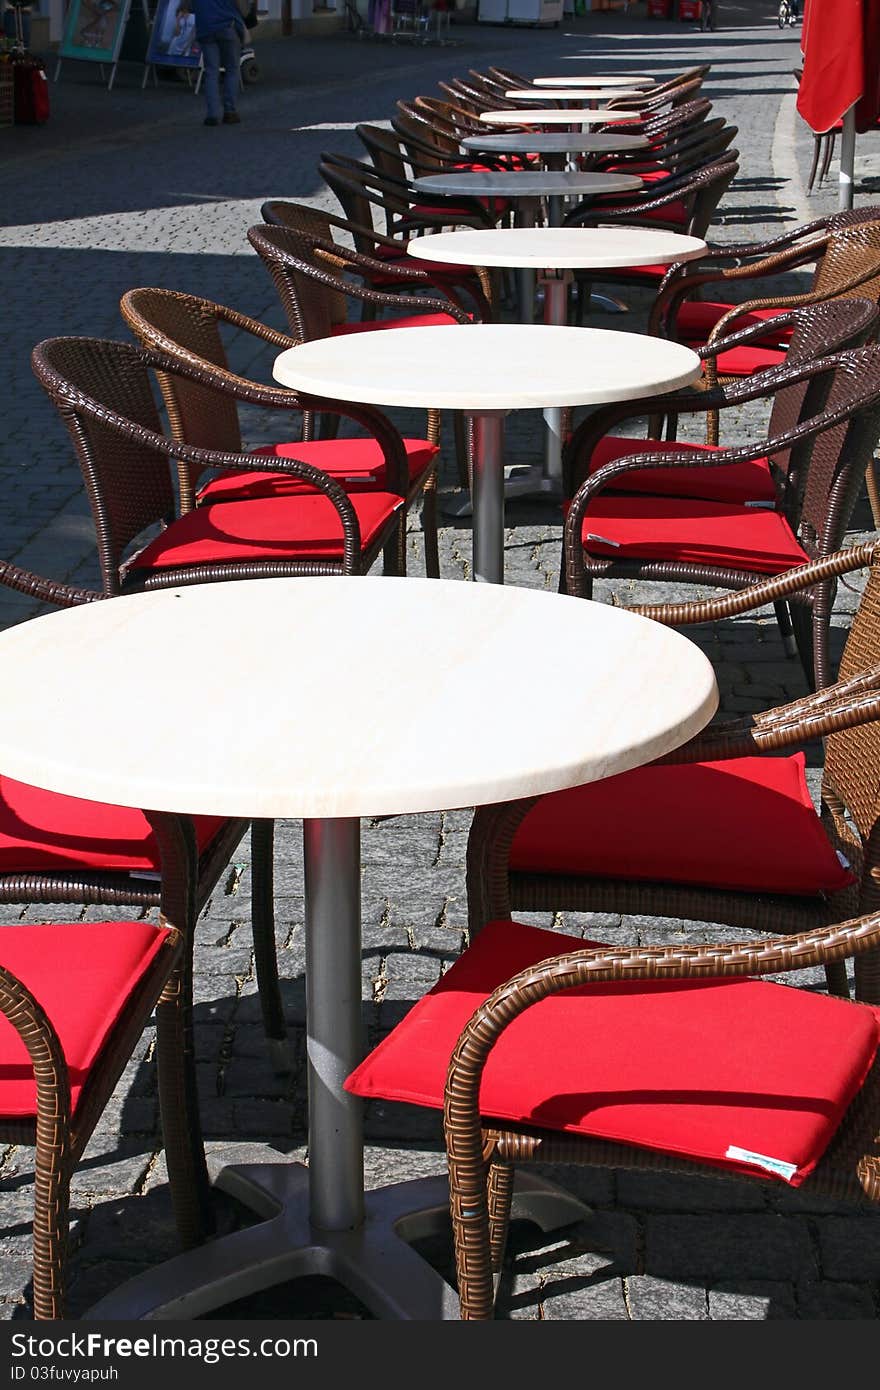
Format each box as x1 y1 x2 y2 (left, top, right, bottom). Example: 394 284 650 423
331 312 463 335
676 301 793 345
410 198 508 218
0 777 224 875
197 438 439 503
588 434 777 505
130 492 402 572
510 752 854 896
586 262 670 280
703 344 787 376
575 494 809 573
0 921 172 1118
345 917 880 1187
634 199 689 226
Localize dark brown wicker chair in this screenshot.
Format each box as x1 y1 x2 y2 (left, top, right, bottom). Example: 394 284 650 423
0 810 205 1318
31 336 408 592
318 149 498 242
345 544 880 1318
563 347 880 692
119 285 445 579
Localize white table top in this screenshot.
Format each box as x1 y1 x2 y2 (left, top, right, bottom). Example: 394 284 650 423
504 87 646 102
411 170 643 199
462 131 650 155
273 323 701 412
479 108 641 126
407 227 707 270
533 75 655 88
0 578 718 819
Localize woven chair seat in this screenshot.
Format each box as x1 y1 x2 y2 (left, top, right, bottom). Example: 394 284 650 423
346 917 880 1188
509 753 854 896
585 435 776 504
0 776 223 874
195 438 439 503
0 921 173 1118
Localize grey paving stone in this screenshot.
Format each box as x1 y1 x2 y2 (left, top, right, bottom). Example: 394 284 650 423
794 1281 879 1319
814 1216 880 1280
645 1215 818 1283
709 1282 798 1320
625 1276 708 1320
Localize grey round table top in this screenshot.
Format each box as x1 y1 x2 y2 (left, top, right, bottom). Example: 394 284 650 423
533 74 655 88
273 322 702 413
461 131 650 155
479 108 641 126
504 87 647 102
407 227 707 271
411 170 643 199
0 577 718 819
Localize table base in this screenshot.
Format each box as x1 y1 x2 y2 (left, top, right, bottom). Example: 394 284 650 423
84 1154 590 1321
441 459 562 519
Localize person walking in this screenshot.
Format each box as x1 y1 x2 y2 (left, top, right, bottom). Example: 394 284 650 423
192 0 244 126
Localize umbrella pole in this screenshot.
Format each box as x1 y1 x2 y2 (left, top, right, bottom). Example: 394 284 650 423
839 104 857 210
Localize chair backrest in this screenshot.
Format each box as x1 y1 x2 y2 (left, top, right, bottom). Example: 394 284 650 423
120 287 245 509
247 223 347 342
356 123 414 184
394 103 461 165
826 546 880 851
31 337 176 596
319 152 410 238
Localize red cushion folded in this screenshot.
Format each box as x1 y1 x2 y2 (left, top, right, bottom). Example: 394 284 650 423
576 494 809 572
0 777 224 874
510 752 854 895
130 492 402 571
0 921 172 1117
588 435 777 504
197 438 438 502
703 344 788 376
345 918 880 1187
675 301 793 344
331 312 463 335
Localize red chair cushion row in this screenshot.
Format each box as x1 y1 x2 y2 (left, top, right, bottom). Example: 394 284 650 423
702 344 787 377
585 262 670 281
131 492 403 571
197 438 439 503
0 776 224 875
588 434 777 505
574 494 809 572
345 917 880 1187
510 752 854 896
0 921 172 1118
410 199 509 219
331 312 463 335
675 301 793 344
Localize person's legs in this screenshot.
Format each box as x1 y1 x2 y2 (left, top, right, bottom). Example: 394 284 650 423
200 34 222 124
217 25 241 119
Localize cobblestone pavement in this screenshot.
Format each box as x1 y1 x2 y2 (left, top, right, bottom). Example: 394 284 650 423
1 0 879 1323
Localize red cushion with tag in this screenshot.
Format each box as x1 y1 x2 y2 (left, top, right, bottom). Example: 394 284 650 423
510 753 855 895
588 435 776 504
345 918 880 1187
0 922 172 1117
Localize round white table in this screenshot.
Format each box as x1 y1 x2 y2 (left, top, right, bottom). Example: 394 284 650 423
273 323 702 583
408 231 706 507
0 576 719 1319
503 87 648 103
410 169 643 230
479 107 641 126
461 131 651 168
532 74 655 88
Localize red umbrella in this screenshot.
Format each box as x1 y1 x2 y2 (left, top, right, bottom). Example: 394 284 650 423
797 0 880 207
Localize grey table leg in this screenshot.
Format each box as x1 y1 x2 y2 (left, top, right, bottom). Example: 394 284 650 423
540 272 571 498
471 411 507 584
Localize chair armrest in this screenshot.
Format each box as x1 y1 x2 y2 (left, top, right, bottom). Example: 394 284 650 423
0 560 102 608
0 964 71 1131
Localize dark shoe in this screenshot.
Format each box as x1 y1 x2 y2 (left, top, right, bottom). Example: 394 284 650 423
204 116 219 126
223 111 240 124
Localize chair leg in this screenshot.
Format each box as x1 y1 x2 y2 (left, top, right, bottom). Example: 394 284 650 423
155 961 213 1249
864 457 880 530
821 131 836 183
486 1157 515 1278
453 410 470 490
790 602 816 690
421 468 441 578
251 818 291 1073
30 1149 71 1319
807 134 822 194
774 600 798 658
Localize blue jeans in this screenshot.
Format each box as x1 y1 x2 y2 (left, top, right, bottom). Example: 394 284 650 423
200 24 240 121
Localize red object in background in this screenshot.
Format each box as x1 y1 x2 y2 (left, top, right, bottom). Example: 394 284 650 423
647 0 673 16
798 0 880 134
12 54 49 125
678 0 701 18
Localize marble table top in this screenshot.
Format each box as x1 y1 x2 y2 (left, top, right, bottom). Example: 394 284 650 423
461 131 650 156
411 170 643 199
504 87 646 102
532 75 655 88
0 578 718 819
273 322 701 412
407 226 707 270
479 108 641 126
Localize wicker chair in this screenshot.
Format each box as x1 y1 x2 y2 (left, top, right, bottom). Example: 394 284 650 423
31 336 407 591
318 150 498 242
345 545 880 1317
0 810 205 1318
119 285 445 579
563 347 880 692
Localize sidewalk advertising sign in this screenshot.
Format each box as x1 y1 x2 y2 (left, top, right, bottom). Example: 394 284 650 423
58 0 132 65
145 0 201 70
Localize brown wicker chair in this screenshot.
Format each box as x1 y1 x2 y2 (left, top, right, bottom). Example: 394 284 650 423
563 346 880 692
119 285 445 579
345 545 880 1318
0 810 205 1318
31 335 407 591
318 149 498 242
